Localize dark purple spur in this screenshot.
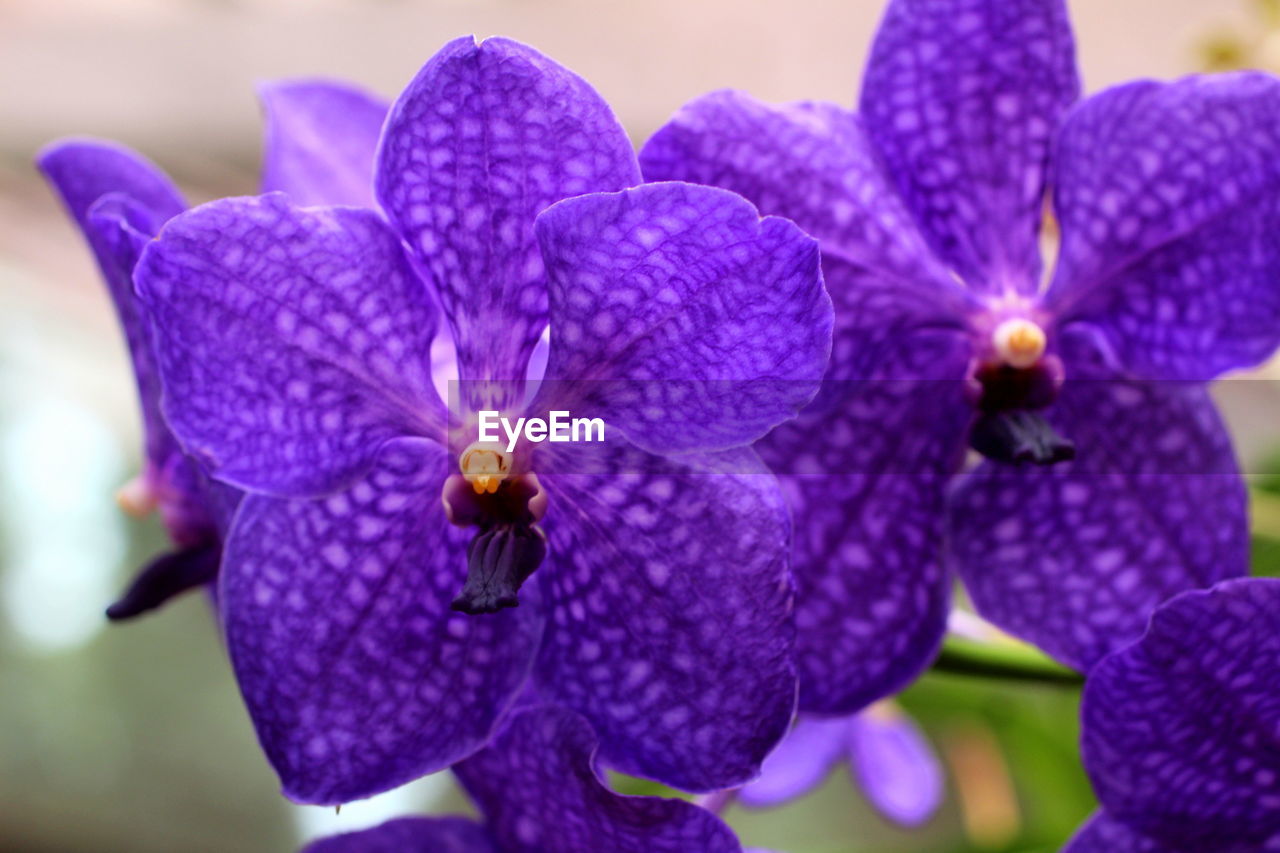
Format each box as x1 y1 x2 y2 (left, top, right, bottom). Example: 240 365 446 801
134 36 833 804
1064 577 1280 852
641 0 1280 712
304 705 743 853
38 141 241 619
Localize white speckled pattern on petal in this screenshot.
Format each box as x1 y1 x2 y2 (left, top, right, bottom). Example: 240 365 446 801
1048 73 1280 380
221 439 541 805
1082 579 1280 848
533 439 796 792
456 706 743 852
136 193 445 497
376 36 641 402
860 0 1079 294
533 181 832 455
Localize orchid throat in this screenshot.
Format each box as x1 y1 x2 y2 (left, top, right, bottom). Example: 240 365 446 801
967 317 1074 467
443 441 549 615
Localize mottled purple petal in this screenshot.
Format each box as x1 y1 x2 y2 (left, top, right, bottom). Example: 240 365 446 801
220 439 540 804
304 817 496 853
949 333 1246 671
38 141 185 465
456 706 742 852
860 0 1078 293
1061 814 1177 853
532 440 796 792
533 181 832 455
848 709 942 827
259 79 388 208
1082 579 1280 848
759 256 972 713
1047 73 1280 379
738 716 849 808
136 193 444 496
377 36 640 399
639 91 970 315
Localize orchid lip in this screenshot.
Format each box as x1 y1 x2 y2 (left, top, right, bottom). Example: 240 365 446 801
442 471 549 614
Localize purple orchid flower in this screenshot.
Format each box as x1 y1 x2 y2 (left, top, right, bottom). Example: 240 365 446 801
133 36 832 804
640 0 1280 712
1064 577 1280 852
34 76 391 617
37 140 242 619
738 706 942 828
305 705 743 853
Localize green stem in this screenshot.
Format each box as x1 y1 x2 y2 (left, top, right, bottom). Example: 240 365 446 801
930 635 1084 686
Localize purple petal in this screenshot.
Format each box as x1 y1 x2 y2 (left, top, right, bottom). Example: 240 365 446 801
639 90 969 314
304 817 495 853
860 0 1078 293
376 36 640 399
220 439 540 804
737 716 850 808
37 141 185 467
949 333 1246 671
532 440 796 792
86 198 237 545
1061 813 1177 853
1046 73 1280 379
37 138 186 227
848 709 943 827
136 193 445 497
532 181 832 455
259 79 388 208
759 256 972 713
455 706 742 853
1082 579 1280 848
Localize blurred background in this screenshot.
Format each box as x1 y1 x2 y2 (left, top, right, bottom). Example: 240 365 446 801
3 0 1280 851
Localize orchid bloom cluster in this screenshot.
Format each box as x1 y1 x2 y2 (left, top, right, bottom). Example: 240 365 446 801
38 0 1280 850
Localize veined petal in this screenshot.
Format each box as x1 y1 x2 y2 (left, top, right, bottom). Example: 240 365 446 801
737 716 850 808
533 439 796 792
456 706 742 853
1082 579 1280 848
639 90 968 316
220 439 540 804
38 141 185 467
949 332 1246 672
259 79 388 208
760 256 972 713
1047 73 1280 379
377 36 640 400
136 192 445 497
1062 814 1178 853
860 0 1079 293
532 182 832 455
303 817 496 853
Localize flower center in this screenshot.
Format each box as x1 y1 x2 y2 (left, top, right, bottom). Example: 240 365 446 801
967 317 1073 466
991 318 1046 369
459 442 512 494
